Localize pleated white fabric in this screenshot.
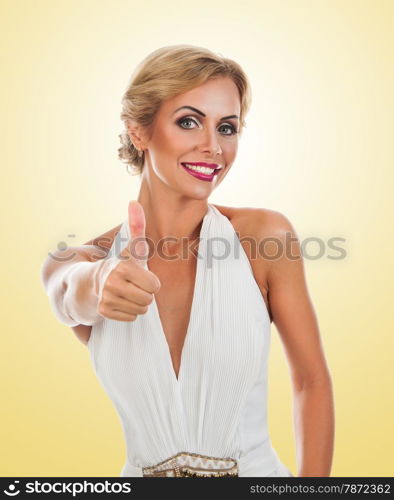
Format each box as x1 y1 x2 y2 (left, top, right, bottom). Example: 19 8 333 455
88 204 293 477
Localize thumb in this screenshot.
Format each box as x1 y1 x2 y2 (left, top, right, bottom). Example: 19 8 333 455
126 200 149 266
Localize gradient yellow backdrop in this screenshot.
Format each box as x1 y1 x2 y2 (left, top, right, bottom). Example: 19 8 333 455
1 0 393 477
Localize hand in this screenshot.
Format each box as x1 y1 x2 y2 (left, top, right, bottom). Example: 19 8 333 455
97 200 161 322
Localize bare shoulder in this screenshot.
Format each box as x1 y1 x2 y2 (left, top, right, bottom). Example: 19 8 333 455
215 205 300 269
83 222 123 259
212 204 295 240
212 204 299 321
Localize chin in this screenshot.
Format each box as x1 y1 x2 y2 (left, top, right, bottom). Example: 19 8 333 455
179 186 214 201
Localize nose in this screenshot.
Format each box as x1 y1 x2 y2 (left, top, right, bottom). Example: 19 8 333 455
197 127 222 156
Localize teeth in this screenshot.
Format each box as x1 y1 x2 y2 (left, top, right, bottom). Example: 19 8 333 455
183 163 216 175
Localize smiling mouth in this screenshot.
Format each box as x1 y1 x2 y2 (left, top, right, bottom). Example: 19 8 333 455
180 162 222 181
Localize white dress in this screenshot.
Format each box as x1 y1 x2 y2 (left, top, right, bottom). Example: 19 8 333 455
87 204 293 477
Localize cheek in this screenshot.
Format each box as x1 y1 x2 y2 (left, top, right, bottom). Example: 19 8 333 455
223 139 238 159
159 128 193 155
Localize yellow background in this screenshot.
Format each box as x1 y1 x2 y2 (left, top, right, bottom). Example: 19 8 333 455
1 0 393 477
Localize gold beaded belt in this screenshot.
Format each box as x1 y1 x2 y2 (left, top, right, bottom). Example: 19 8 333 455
142 451 239 477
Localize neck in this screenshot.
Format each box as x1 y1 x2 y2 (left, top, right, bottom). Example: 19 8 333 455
137 177 209 251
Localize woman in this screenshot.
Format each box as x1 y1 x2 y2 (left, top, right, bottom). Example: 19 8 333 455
41 44 334 477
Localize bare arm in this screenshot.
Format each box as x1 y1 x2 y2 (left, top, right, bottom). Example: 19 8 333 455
253 209 334 477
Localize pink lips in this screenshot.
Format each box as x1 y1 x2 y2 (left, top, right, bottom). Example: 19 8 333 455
181 162 221 182
183 162 220 168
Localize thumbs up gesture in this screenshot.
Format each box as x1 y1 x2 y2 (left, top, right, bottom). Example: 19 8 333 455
97 201 161 322
120 200 150 265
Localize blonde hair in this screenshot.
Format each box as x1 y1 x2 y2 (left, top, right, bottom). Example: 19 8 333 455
118 44 252 176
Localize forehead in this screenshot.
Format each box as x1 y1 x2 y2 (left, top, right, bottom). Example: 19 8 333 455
160 77 241 116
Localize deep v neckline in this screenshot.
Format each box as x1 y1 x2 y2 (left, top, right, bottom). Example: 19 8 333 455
147 205 212 384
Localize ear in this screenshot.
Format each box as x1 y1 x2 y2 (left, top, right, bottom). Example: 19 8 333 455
126 120 149 151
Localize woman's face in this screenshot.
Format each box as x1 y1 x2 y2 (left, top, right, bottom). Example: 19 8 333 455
140 76 241 199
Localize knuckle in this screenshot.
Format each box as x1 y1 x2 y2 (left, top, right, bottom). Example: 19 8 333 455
145 294 154 305
104 274 116 290
98 303 107 316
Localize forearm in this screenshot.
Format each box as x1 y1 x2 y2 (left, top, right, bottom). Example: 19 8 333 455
60 261 104 326
41 246 117 327
293 377 335 477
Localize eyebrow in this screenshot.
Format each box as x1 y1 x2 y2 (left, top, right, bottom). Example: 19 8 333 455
172 105 239 121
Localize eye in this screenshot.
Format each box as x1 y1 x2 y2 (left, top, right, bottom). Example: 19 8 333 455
177 117 199 129
177 116 238 136
219 123 238 136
